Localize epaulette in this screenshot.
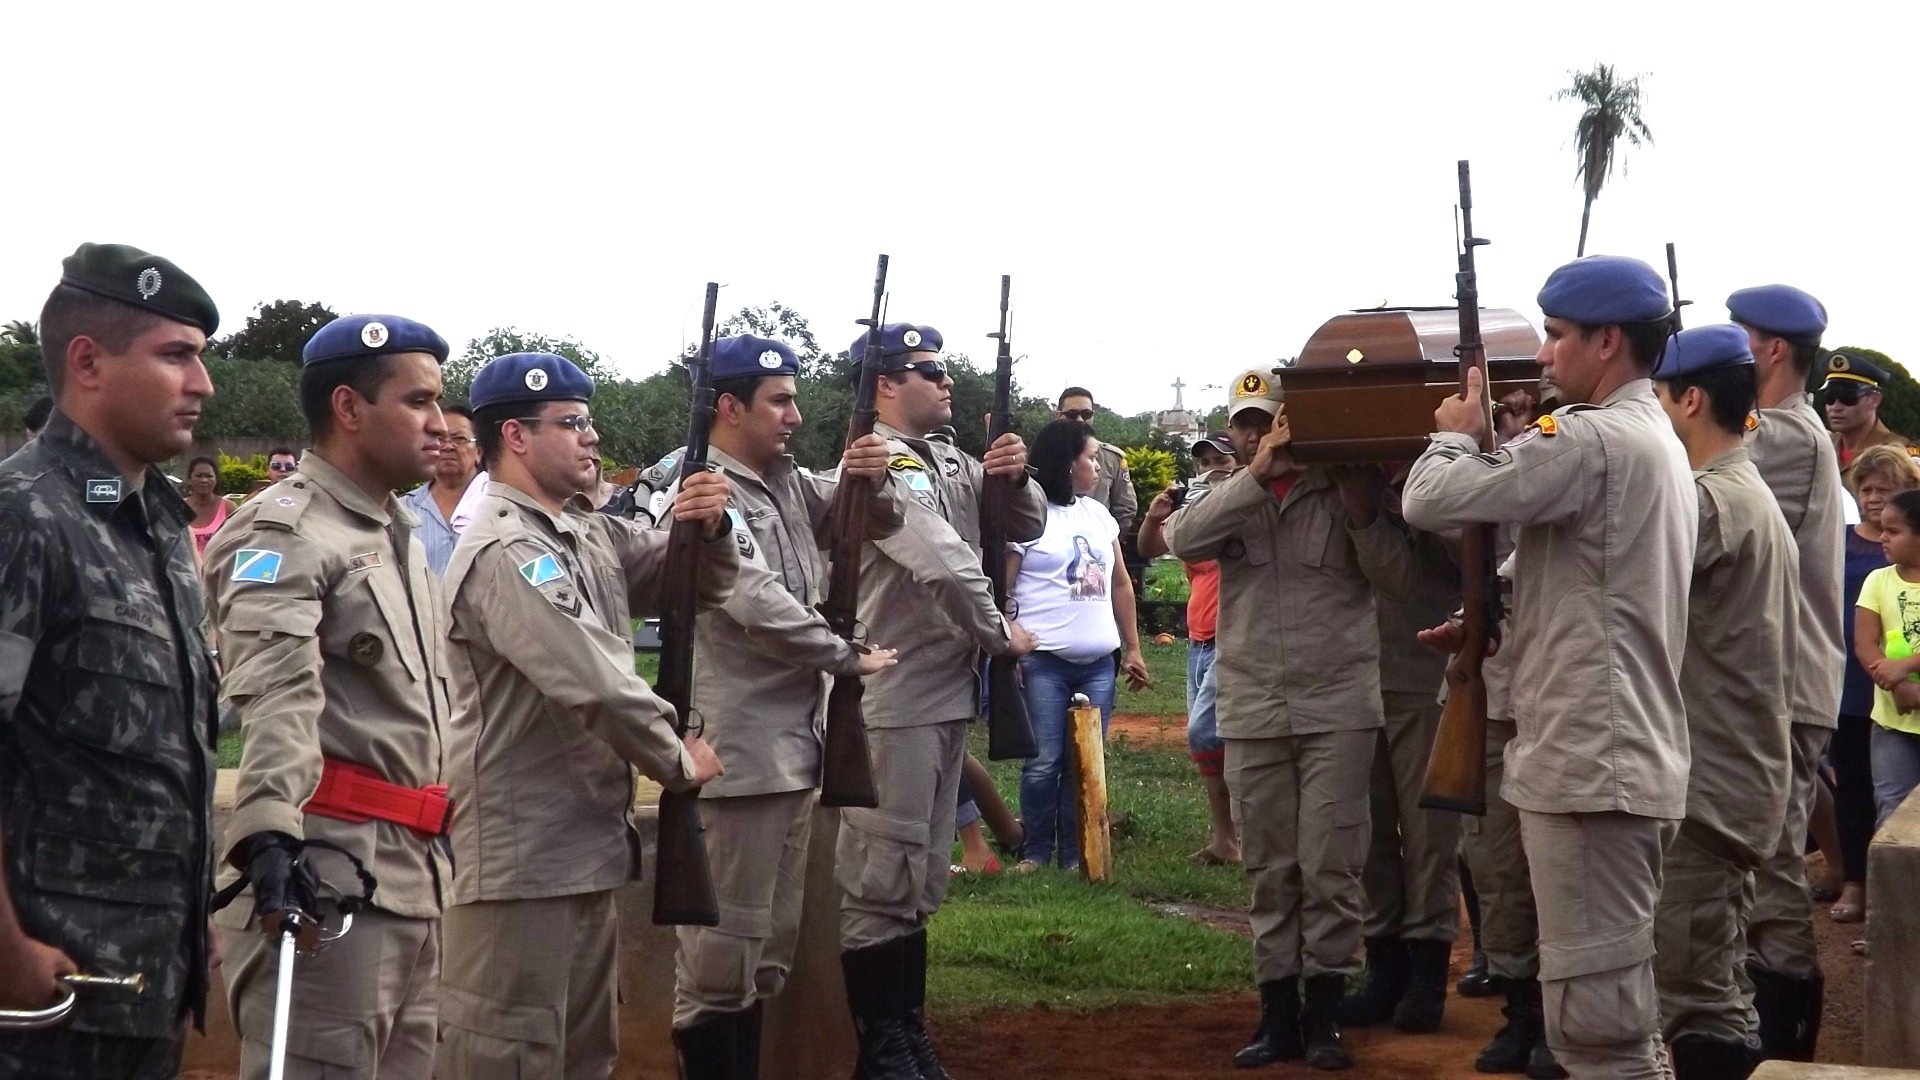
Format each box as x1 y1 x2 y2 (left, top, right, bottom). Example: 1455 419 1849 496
249 482 315 531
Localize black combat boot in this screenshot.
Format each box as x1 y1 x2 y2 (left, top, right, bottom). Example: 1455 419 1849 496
1233 976 1301 1068
673 1010 743 1080
841 939 921 1080
739 1001 763 1080
1748 962 1822 1062
900 929 950 1080
1473 978 1543 1074
1392 938 1452 1033
1236 972 1297 1060
1670 1034 1759 1080
1524 1040 1568 1080
1301 973 1355 1071
1337 936 1408 1027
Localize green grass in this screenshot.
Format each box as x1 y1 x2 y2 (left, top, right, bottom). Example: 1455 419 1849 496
1142 557 1191 602
933 724 1250 1015
217 729 243 769
1116 639 1190 718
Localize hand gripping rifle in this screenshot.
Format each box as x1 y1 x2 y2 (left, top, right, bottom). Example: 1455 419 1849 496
1420 160 1500 815
652 281 723 926
818 254 889 809
982 275 1038 760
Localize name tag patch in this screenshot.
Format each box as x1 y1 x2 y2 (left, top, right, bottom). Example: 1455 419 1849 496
348 551 385 573
231 549 283 584
519 552 566 587
85 478 122 503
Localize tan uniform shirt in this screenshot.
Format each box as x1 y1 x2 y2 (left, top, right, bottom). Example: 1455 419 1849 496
1163 467 1402 738
1750 394 1845 730
1371 494 1458 696
440 483 737 904
1834 420 1920 470
1087 440 1137 532
1401 380 1696 820
206 452 451 920
663 446 905 799
1681 447 1798 864
859 420 1046 727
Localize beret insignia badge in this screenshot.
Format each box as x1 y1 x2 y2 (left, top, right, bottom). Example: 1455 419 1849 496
525 368 549 391
136 267 162 299
902 329 923 348
360 321 389 348
758 350 784 369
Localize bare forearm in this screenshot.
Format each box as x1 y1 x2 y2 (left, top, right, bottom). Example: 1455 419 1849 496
1137 516 1169 559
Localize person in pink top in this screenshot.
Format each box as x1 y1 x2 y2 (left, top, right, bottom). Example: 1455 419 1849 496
183 454 229 560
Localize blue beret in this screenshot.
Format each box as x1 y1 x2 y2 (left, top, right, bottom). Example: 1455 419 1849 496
1652 324 1754 380
848 323 943 368
302 314 449 367
1536 255 1671 325
1825 349 1888 388
711 335 799 380
470 352 595 410
1727 284 1827 343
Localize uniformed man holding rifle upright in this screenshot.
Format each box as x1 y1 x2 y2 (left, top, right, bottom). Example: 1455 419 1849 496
1404 255 1695 1080
0 243 221 1078
436 352 734 1078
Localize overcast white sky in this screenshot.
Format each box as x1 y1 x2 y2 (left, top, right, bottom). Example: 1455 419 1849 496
4 1 1912 415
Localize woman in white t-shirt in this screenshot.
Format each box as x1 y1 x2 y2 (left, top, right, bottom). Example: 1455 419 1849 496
1009 419 1150 870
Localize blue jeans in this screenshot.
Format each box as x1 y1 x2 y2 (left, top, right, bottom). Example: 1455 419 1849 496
1018 651 1116 868
1185 640 1223 775
1871 723 1920 829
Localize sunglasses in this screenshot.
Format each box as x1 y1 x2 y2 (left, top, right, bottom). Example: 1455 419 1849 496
267 461 296 473
1825 386 1874 406
1059 409 1095 421
436 434 479 447
885 358 949 384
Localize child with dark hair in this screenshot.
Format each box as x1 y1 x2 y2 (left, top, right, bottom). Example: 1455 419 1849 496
1853 486 1920 829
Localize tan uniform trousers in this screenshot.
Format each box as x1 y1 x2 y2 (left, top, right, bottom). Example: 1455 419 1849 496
1655 823 1753 1044
1743 722 1831 980
1460 720 1539 980
1225 730 1373 983
220 908 437 1080
437 891 618 1080
674 789 817 1026
1361 691 1463 942
1522 810 1677 1080
837 721 967 950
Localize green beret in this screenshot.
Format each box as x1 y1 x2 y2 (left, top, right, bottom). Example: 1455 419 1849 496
59 242 219 335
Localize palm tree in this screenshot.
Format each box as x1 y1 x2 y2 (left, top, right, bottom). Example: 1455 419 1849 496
1557 64 1654 257
0 320 36 346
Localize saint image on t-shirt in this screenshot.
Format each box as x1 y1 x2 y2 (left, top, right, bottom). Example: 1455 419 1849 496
1067 535 1108 600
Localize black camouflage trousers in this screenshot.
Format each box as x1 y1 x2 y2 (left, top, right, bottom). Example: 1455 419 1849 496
0 1026 182 1080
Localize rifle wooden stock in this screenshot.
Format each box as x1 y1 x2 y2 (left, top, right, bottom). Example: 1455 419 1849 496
982 274 1038 761
1419 160 1496 816
652 282 722 927
818 254 890 809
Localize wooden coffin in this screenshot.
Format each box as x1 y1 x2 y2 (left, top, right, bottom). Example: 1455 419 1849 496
1276 307 1543 465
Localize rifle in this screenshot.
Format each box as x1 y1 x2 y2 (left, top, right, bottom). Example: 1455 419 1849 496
982 275 1039 760
818 254 889 809
1420 160 1498 816
1665 242 1692 332
652 282 722 926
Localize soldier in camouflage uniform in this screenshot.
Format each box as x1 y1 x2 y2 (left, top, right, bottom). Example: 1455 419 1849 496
0 243 221 1078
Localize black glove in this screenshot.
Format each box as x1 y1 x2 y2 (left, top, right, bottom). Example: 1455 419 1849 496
232 831 318 927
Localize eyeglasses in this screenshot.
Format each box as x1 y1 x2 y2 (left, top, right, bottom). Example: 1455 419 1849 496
515 414 596 434
888 359 948 383
1059 409 1095 421
267 461 296 473
436 434 479 447
1825 386 1873 405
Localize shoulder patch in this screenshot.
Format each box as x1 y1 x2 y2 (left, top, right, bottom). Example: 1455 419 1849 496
1532 415 1558 437
888 454 925 472
518 552 567 587
231 548 284 584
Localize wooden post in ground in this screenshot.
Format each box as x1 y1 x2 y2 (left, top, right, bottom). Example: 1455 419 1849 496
1069 693 1112 882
